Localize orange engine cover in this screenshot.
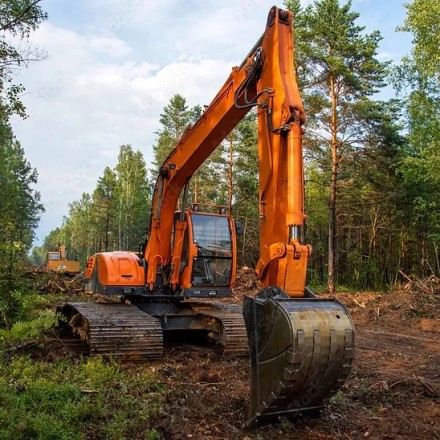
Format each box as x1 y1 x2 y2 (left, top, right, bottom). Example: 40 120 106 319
85 252 146 293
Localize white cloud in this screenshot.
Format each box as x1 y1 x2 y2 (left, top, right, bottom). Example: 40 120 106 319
88 36 134 57
10 19 239 243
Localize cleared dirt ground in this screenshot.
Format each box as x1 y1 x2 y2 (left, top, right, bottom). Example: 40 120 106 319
41 270 439 439
150 271 440 440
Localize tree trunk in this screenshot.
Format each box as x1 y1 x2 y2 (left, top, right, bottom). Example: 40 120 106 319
193 173 198 203
105 206 109 252
328 73 338 295
228 134 233 211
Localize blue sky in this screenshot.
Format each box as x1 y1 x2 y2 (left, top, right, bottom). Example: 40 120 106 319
10 0 413 245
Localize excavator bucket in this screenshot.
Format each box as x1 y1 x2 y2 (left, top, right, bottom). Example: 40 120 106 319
243 287 354 427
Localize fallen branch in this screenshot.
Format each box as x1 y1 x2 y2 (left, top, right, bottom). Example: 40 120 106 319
53 282 65 292
412 275 433 295
413 374 439 397
352 297 366 308
81 389 98 394
399 271 433 294
398 270 412 283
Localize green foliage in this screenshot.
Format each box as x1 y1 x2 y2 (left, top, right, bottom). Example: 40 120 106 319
400 0 440 80
0 0 47 119
305 164 329 285
0 124 44 258
0 273 51 330
152 94 199 172
114 145 150 250
300 0 388 101
152 94 216 205
392 0 440 277
93 166 117 252
0 0 47 37
0 356 163 440
29 245 46 266
0 310 57 346
43 227 67 254
0 2 46 330
335 102 408 288
232 113 260 266
287 0 393 291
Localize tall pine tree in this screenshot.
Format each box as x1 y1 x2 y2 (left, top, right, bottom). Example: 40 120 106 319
152 94 200 172
289 0 388 293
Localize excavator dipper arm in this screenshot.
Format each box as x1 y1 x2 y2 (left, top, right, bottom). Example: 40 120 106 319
143 46 258 291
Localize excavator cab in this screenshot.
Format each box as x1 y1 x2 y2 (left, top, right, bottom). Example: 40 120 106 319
175 208 236 296
189 211 234 287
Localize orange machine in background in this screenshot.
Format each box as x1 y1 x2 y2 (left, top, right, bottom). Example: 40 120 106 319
47 245 80 274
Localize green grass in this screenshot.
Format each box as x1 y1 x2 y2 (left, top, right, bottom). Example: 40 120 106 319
0 294 163 440
0 355 163 439
0 285 165 439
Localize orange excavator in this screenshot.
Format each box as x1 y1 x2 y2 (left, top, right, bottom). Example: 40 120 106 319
47 244 80 274
59 7 354 427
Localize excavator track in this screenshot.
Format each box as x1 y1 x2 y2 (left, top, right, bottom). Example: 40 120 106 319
58 302 163 361
58 300 248 360
191 302 249 356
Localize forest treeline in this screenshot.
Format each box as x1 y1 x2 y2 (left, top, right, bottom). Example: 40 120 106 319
0 1 46 327
1 0 439 316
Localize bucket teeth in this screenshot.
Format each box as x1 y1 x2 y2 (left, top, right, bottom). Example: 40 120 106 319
243 289 355 427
